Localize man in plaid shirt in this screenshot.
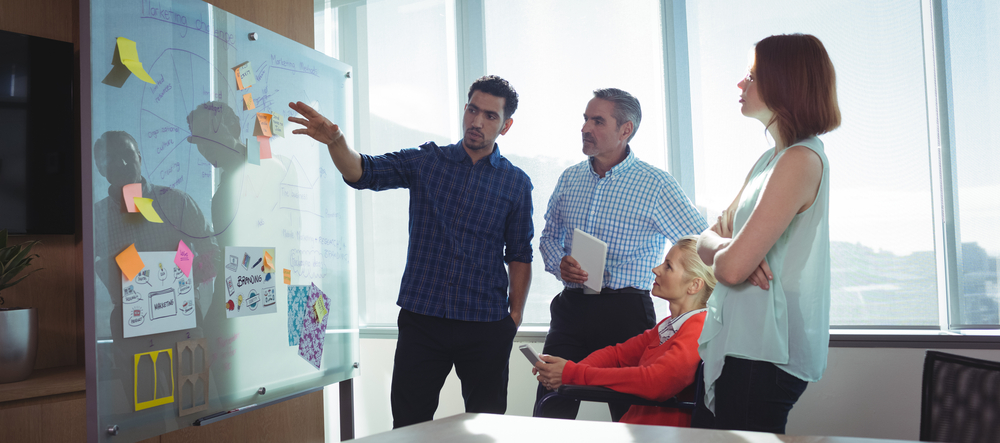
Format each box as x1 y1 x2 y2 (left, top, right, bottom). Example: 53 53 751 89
534 88 707 421
289 75 533 428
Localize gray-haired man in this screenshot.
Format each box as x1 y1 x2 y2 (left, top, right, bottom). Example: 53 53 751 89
533 88 707 420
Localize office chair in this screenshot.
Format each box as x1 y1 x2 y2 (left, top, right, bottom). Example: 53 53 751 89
920 350 1000 442
533 361 703 420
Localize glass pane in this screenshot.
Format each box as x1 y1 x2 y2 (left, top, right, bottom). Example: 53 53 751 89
87 1 358 440
947 0 1000 326
484 0 672 324
686 0 938 326
360 0 458 326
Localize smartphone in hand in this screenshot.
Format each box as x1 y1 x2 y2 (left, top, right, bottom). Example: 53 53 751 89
519 344 542 365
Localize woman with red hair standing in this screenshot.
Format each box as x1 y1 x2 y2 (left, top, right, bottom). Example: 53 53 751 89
695 33 841 434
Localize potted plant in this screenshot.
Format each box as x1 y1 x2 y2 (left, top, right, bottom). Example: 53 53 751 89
0 229 43 383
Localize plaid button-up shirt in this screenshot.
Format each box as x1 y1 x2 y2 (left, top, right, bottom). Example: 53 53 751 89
348 141 533 322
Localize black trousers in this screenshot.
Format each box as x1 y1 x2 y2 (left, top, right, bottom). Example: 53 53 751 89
691 356 808 434
390 309 518 429
532 288 655 421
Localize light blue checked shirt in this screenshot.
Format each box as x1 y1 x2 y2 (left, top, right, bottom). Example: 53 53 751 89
540 148 707 291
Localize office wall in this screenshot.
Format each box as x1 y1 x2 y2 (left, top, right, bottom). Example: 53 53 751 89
1 0 84 370
350 338 1000 441
0 1 76 42
1 1 328 442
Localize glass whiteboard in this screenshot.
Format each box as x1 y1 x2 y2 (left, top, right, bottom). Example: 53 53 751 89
83 0 358 441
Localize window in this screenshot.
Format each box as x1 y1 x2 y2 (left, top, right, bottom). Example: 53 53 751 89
945 1 1000 327
335 0 461 327
483 0 673 324
687 0 940 327
322 0 999 333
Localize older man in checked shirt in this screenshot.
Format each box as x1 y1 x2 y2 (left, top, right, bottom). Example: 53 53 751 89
288 75 533 429
533 88 707 421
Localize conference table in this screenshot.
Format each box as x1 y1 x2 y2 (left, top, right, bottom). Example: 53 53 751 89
348 413 919 443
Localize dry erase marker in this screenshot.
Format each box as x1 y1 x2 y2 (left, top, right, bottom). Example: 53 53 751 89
229 404 257 413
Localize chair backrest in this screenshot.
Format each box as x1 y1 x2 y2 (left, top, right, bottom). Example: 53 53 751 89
920 350 1000 442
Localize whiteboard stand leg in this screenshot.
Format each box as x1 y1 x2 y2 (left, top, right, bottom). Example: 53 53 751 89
340 379 354 441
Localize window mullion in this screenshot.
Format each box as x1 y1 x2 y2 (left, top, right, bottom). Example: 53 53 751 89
454 0 486 140
930 0 965 329
660 0 697 203
333 1 375 327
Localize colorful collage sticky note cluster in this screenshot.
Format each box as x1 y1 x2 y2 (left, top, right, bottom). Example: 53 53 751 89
297 283 330 369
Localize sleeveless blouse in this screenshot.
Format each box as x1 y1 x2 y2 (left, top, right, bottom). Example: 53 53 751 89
698 136 831 414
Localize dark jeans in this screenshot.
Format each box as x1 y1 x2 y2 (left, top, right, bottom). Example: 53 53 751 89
691 356 808 434
390 309 518 429
532 288 655 421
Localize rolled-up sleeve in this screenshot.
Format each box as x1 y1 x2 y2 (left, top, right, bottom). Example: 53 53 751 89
504 175 534 264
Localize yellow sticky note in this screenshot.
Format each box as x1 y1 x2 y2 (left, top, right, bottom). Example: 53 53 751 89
254 113 273 137
283 269 291 285
122 183 142 213
116 244 145 281
270 113 284 138
243 92 255 110
133 197 164 223
233 62 255 90
313 298 328 321
116 37 156 85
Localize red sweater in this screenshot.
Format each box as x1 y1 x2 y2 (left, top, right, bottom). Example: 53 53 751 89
560 312 706 427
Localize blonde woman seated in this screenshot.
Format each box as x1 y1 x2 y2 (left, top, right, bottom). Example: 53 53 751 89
533 236 715 427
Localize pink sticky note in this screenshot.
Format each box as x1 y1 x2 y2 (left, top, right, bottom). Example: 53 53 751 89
122 183 142 213
258 136 272 160
174 240 193 277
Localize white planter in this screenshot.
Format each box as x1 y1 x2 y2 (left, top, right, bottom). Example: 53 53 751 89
0 307 38 383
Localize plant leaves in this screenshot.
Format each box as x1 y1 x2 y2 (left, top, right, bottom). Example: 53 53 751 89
1 259 39 286
7 244 38 270
0 268 43 292
0 236 40 291
1 253 38 277
0 247 13 263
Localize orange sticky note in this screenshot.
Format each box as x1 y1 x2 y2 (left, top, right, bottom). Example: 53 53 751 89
233 62 254 90
243 92 255 110
254 113 273 137
133 197 164 223
258 136 272 160
122 183 142 213
283 269 291 284
263 251 274 269
116 244 145 281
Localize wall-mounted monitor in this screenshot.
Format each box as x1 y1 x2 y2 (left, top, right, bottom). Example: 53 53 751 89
0 29 76 235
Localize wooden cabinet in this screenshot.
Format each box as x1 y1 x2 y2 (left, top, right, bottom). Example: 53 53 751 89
0 367 87 443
